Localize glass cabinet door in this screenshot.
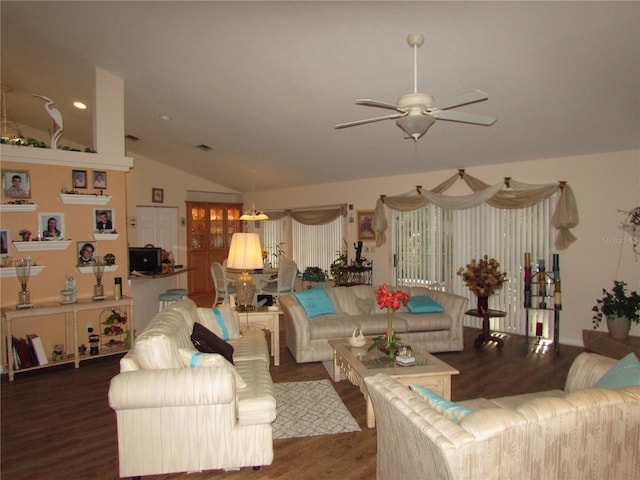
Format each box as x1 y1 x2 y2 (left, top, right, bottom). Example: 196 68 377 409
226 205 241 247
190 206 206 249
209 206 225 249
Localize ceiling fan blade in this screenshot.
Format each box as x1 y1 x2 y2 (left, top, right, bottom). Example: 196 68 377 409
430 110 497 126
355 99 403 111
431 90 489 111
335 112 407 129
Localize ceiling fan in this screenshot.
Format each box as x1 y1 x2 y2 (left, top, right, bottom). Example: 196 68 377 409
335 33 497 142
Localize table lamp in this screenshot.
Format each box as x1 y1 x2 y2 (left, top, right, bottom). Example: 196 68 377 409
226 232 264 311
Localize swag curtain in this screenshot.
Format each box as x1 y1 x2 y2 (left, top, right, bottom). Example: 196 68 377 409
373 170 579 250
265 205 347 225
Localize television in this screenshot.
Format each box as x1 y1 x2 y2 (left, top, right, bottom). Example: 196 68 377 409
129 247 163 274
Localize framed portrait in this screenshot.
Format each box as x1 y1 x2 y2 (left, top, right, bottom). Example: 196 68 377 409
152 188 164 203
38 212 65 240
2 169 31 199
77 241 97 265
93 171 107 189
94 208 115 232
357 210 376 242
72 169 87 189
0 229 9 257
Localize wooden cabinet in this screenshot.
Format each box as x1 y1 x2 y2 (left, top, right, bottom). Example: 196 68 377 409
186 202 242 305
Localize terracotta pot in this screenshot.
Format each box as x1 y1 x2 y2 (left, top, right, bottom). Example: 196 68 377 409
606 315 631 340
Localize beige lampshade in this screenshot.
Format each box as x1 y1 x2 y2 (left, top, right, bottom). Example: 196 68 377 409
227 233 264 270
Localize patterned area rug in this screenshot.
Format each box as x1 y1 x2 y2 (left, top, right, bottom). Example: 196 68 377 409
273 379 360 439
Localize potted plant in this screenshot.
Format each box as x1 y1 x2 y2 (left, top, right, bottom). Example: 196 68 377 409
592 280 640 339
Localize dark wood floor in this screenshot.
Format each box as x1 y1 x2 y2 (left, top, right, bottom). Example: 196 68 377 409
1 326 585 480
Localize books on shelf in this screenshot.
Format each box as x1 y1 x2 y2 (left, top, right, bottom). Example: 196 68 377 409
27 334 49 366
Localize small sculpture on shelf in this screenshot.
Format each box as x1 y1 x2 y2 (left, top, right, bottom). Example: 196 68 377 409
51 344 64 361
15 258 33 309
60 274 77 304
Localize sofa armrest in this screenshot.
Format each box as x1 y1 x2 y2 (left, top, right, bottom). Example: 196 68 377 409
279 294 311 353
564 352 617 392
109 366 236 410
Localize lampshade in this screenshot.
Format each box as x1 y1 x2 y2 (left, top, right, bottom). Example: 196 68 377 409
227 233 264 270
396 114 435 141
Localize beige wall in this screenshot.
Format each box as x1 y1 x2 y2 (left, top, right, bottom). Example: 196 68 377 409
250 149 640 346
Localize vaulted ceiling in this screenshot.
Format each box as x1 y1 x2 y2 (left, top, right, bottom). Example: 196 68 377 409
1 1 638 193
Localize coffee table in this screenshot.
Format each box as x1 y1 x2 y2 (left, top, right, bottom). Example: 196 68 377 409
328 338 459 428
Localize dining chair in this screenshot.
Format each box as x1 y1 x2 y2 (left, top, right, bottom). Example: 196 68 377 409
210 261 236 306
260 260 298 300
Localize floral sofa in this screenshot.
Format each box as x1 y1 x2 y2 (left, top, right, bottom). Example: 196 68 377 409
279 285 468 363
365 352 640 480
108 299 276 478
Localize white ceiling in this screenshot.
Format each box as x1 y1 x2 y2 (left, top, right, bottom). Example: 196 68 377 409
1 1 639 193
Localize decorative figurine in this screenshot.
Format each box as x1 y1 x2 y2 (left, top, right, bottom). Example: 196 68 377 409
32 94 64 149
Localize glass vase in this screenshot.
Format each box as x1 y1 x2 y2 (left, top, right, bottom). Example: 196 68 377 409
477 295 489 312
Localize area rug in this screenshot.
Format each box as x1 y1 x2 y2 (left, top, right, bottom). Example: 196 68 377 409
322 359 346 381
273 379 360 439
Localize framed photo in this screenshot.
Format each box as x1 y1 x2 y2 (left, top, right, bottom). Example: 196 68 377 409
77 241 97 265
2 169 31 199
357 210 376 242
72 169 87 189
0 229 9 257
152 188 164 203
93 171 107 189
38 212 65 240
94 208 115 232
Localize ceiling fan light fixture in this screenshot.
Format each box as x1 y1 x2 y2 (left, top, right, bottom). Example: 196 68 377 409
240 210 269 221
396 115 435 141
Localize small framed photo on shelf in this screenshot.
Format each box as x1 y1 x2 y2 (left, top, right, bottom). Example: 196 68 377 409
72 169 87 189
38 212 65 239
0 229 9 257
77 241 97 265
2 169 31 199
93 171 107 189
152 188 164 203
357 210 376 242
94 208 115 232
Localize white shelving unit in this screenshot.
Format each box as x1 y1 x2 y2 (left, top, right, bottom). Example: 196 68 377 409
0 265 45 278
0 204 37 212
59 194 111 205
12 240 72 252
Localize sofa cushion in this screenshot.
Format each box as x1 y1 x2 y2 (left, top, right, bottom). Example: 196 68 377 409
178 348 247 388
229 329 271 364
191 322 234 364
593 352 640 389
410 384 472 423
407 295 444 313
308 313 360 340
356 297 375 315
197 305 240 340
294 287 336 318
133 308 195 370
235 359 277 425
394 311 452 332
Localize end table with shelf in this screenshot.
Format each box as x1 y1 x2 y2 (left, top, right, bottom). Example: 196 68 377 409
235 307 281 366
465 308 507 349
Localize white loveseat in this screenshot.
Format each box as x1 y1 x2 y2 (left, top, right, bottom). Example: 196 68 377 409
280 285 468 363
365 352 640 480
108 299 276 478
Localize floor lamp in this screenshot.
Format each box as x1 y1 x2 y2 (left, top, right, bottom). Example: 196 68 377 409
226 232 264 311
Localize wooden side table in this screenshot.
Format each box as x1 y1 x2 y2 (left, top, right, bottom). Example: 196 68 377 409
235 308 281 366
465 308 507 349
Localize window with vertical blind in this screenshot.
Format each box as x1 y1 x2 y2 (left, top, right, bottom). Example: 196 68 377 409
394 195 556 335
263 216 343 273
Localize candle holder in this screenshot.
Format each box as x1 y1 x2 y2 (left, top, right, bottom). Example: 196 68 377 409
92 256 106 300
15 259 33 309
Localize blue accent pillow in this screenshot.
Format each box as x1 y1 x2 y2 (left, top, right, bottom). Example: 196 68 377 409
407 295 444 314
213 307 230 340
593 352 640 389
409 384 472 423
293 287 336 318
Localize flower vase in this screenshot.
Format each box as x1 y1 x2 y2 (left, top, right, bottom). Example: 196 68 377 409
377 309 396 356
477 295 489 312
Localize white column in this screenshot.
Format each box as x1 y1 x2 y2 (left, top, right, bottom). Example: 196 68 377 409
93 67 125 156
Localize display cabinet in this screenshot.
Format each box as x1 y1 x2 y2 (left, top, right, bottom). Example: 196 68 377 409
186 202 242 304
523 253 561 354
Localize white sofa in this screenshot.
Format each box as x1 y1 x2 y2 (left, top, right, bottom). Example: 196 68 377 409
280 285 468 363
108 299 276 478
365 352 640 480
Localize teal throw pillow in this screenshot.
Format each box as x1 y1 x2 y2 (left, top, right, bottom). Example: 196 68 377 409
593 352 640 389
407 295 444 314
409 384 472 423
293 287 336 318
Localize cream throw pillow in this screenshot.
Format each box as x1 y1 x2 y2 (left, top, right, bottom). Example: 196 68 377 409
178 347 247 388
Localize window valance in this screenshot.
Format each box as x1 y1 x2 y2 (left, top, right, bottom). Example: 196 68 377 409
373 170 578 250
265 205 347 226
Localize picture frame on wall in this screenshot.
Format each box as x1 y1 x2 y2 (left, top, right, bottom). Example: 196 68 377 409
38 212 65 240
152 188 164 203
77 241 97 265
94 208 115 232
1 229 9 257
357 210 376 242
2 169 31 199
93 171 107 189
72 169 87 189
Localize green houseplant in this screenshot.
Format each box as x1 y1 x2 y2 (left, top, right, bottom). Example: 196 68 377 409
592 281 640 339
